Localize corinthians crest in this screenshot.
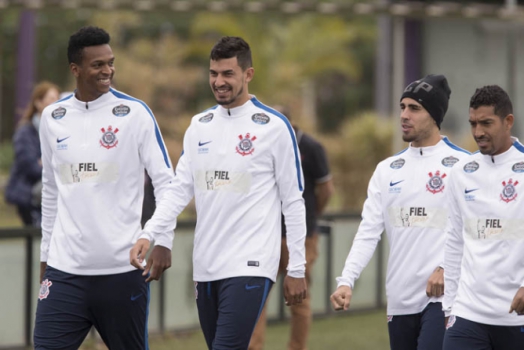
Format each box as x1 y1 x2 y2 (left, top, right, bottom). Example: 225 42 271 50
100 125 119 149
426 170 446 194
39 279 52 300
500 178 519 203
236 133 256 156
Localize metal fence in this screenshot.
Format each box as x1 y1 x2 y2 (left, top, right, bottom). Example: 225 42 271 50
0 213 386 349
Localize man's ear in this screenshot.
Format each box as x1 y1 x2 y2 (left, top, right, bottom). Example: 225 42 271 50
245 67 254 83
70 63 80 78
505 113 514 131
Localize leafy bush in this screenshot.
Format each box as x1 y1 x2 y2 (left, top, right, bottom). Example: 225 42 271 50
320 113 394 212
0 141 14 176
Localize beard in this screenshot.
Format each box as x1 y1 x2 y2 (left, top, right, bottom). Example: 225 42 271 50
214 85 244 106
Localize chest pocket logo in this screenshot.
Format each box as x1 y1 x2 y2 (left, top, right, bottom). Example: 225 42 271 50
426 170 446 194
236 133 257 156
100 125 119 149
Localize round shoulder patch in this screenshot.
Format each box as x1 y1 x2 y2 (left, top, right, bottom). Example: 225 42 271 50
390 158 405 169
199 113 214 123
112 104 130 117
463 161 479 173
51 107 67 120
252 113 270 125
441 156 459 167
512 161 524 173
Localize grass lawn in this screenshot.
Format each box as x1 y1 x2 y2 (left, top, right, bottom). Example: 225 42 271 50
80 309 389 350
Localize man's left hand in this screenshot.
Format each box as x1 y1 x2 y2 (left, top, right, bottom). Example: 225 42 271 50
509 287 524 315
426 266 444 297
143 246 172 283
283 275 307 306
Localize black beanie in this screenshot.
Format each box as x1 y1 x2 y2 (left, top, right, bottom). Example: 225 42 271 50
400 74 451 129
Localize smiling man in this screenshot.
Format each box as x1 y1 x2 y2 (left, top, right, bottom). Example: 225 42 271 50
330 74 469 350
34 26 175 349
443 85 524 350
130 36 307 350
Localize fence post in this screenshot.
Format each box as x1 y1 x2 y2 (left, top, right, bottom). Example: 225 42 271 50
25 232 33 347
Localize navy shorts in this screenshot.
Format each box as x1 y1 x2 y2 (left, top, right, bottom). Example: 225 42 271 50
387 302 445 350
34 266 150 350
195 276 272 350
444 315 524 350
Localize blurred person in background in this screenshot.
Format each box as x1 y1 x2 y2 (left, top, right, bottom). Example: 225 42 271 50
249 105 334 350
34 26 175 349
443 85 524 350
5 81 60 227
330 74 470 350
130 36 308 350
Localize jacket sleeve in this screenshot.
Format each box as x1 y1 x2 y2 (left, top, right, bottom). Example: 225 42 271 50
141 120 196 245
274 122 306 278
336 166 384 288
39 111 58 262
13 126 42 181
442 168 464 316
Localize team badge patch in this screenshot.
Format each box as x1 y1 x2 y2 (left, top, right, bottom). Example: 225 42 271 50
51 107 67 120
112 104 130 117
236 133 257 156
390 158 405 169
199 113 214 123
251 113 270 125
100 125 119 149
512 162 524 173
194 282 198 300
441 156 459 167
463 161 479 173
39 279 52 300
426 170 446 194
500 178 518 203
446 315 456 329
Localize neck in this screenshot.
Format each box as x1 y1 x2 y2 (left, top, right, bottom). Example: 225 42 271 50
411 132 441 148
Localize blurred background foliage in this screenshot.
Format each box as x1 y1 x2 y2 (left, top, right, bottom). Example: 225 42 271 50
0 8 392 224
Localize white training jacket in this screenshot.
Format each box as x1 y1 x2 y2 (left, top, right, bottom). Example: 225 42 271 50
443 138 524 326
337 137 469 315
142 96 307 282
40 88 175 275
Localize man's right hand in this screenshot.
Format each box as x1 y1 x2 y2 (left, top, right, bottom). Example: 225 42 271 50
129 238 151 270
39 262 47 283
330 285 352 311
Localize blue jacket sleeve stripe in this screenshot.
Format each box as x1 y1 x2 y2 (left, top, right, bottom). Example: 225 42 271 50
110 89 171 168
443 136 471 154
251 97 303 191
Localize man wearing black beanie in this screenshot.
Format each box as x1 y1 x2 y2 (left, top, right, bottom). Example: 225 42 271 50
331 74 470 350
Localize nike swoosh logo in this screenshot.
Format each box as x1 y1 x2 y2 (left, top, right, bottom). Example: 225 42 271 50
56 136 70 143
199 141 212 146
245 284 261 290
464 188 479 194
130 294 143 301
389 180 404 187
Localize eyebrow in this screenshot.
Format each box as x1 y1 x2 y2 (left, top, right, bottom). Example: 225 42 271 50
209 69 234 74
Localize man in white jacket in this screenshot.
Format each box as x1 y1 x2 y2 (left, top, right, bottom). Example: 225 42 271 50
34 26 174 349
130 36 307 350
330 74 469 350
443 85 524 349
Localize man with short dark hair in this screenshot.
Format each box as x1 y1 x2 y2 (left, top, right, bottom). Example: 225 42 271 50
131 36 308 350
34 26 174 349
443 85 524 350
330 74 470 350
